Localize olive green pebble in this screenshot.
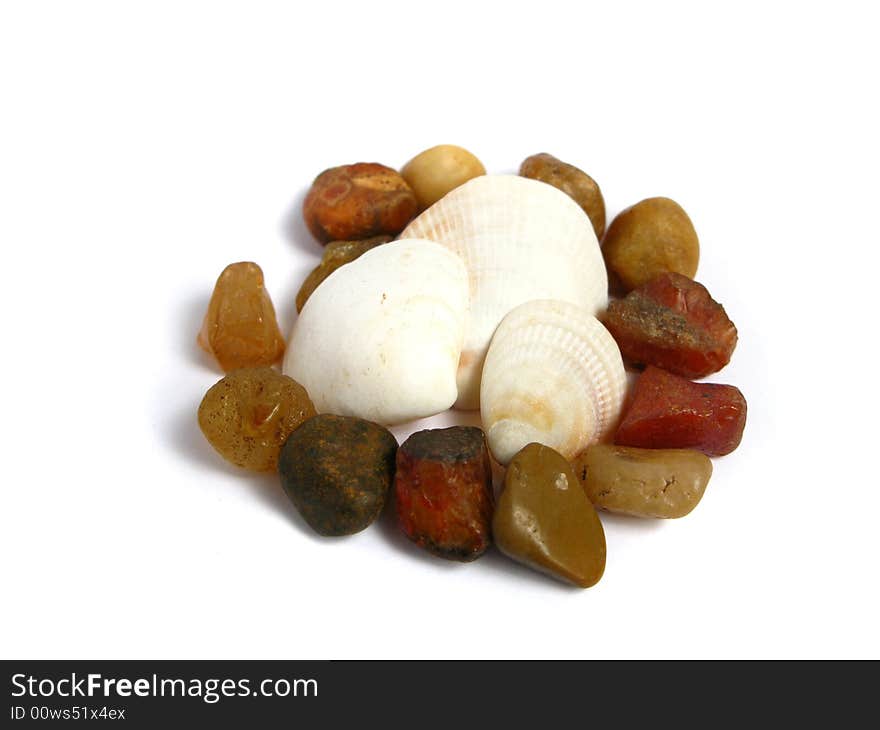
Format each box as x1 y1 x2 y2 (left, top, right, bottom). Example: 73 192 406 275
278 414 398 536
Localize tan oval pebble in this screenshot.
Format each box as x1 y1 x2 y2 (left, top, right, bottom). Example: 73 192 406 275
572 444 712 518
493 443 606 588
602 197 699 292
401 144 486 209
520 153 606 239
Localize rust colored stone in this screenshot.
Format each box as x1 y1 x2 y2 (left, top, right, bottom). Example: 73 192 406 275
572 444 712 518
302 163 418 243
198 262 285 372
395 427 494 562
615 366 747 456
603 272 738 378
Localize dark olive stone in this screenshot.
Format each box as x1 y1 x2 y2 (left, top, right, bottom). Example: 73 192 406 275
278 414 397 536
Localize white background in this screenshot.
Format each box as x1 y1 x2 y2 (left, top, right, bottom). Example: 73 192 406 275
1 1 878 659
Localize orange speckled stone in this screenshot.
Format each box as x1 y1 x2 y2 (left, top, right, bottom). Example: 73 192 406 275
302 163 417 243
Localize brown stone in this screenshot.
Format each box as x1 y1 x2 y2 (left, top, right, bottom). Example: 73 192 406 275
493 443 606 588
520 153 606 238
198 368 316 472
602 197 699 292
278 414 398 536
572 444 712 518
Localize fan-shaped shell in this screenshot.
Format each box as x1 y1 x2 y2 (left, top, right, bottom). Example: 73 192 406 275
480 299 626 466
283 239 469 425
400 174 607 409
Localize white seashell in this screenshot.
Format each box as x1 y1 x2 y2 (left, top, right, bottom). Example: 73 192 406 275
480 299 626 466
400 174 607 409
283 239 469 426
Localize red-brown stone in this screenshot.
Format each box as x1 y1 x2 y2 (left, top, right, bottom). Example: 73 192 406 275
395 427 494 562
615 366 747 456
603 272 737 378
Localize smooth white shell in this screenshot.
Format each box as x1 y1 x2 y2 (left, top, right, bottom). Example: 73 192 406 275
283 239 469 425
480 299 626 466
401 174 607 409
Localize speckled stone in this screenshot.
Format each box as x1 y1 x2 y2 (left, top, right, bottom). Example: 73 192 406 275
278 414 397 536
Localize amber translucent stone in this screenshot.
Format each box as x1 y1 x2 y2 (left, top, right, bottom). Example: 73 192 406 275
295 235 391 313
615 366 747 456
198 262 285 372
395 427 494 562
603 272 738 378
198 368 316 472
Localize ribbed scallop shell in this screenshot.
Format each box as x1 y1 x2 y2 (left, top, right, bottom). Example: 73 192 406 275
480 299 626 466
283 239 469 426
400 174 607 409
